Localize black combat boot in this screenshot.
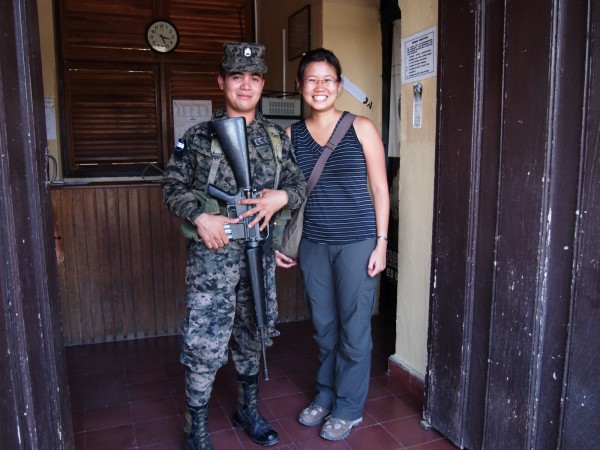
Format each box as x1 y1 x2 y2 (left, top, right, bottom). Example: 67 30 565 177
232 373 280 446
184 404 213 450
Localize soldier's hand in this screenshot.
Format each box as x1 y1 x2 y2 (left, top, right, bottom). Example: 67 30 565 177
238 189 288 231
194 213 239 249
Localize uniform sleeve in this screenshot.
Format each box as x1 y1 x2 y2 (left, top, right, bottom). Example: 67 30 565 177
162 137 204 224
277 132 307 209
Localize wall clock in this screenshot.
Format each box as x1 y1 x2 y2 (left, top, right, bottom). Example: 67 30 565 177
145 19 179 54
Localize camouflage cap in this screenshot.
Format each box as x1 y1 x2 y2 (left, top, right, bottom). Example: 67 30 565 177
221 42 268 73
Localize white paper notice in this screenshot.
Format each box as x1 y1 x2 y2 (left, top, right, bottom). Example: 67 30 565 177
413 83 423 129
44 96 57 140
173 100 212 147
402 26 437 84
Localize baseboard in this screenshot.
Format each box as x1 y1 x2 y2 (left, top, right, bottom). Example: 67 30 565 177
388 356 425 400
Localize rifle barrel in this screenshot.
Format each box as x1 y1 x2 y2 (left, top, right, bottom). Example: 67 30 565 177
246 242 270 380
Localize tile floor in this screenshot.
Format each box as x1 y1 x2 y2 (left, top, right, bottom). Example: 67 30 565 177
67 316 458 449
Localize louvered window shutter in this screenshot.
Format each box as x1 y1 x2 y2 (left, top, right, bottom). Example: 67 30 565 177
58 0 252 177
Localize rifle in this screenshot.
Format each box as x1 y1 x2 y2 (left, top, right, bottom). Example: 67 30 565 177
206 116 272 380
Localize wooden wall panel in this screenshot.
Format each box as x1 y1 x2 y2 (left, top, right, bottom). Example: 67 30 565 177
52 184 187 345
276 266 308 322
52 183 308 345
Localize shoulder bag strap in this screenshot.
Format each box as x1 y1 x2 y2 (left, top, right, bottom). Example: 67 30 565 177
305 113 356 196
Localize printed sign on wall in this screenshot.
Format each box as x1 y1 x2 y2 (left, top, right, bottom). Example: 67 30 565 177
402 26 437 84
173 100 212 147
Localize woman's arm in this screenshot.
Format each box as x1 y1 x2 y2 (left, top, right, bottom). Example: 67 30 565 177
354 115 390 277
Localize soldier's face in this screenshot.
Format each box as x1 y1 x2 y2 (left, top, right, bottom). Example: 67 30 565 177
218 72 265 115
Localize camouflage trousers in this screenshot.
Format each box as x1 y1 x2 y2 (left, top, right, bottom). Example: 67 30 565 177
181 239 278 407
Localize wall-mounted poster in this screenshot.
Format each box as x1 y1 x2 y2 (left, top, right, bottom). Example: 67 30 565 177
173 100 212 147
402 26 437 84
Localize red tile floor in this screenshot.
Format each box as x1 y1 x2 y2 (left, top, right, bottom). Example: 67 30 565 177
67 316 458 449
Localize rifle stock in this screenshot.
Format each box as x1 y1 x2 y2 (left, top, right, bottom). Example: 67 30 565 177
209 116 271 380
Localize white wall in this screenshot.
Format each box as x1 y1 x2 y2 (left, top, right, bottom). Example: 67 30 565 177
257 0 324 96
391 0 438 378
322 0 382 129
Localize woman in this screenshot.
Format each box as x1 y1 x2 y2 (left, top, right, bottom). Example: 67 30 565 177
276 48 389 441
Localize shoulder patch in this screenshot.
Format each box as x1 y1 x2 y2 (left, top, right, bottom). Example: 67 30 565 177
264 124 283 161
174 138 186 159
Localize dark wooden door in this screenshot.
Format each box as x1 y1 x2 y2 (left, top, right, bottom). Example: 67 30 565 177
0 0 74 447
425 1 599 449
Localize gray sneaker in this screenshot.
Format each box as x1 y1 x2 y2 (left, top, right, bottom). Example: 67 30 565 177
298 402 330 427
320 417 362 441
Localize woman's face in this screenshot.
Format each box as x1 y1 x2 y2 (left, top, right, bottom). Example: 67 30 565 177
298 61 341 110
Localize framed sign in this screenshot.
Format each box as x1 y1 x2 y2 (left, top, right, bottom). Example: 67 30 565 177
288 5 310 60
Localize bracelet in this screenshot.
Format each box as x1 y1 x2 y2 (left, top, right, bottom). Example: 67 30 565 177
54 236 62 240
376 235 388 241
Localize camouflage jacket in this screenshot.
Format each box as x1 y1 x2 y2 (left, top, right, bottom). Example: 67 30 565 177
162 109 306 229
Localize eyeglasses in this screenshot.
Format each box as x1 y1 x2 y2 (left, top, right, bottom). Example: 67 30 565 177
302 78 338 88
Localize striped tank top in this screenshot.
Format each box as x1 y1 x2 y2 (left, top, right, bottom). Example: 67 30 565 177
291 111 376 245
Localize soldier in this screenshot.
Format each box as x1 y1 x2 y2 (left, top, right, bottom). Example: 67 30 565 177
162 42 306 450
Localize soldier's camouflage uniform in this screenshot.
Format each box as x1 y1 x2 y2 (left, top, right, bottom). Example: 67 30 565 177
162 108 306 406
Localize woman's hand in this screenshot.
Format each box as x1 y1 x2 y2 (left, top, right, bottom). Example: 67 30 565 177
275 250 298 268
238 189 289 231
367 241 387 277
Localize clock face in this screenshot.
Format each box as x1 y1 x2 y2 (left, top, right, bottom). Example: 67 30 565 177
146 20 179 54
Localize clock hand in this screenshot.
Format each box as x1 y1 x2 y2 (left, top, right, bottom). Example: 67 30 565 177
160 34 172 44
